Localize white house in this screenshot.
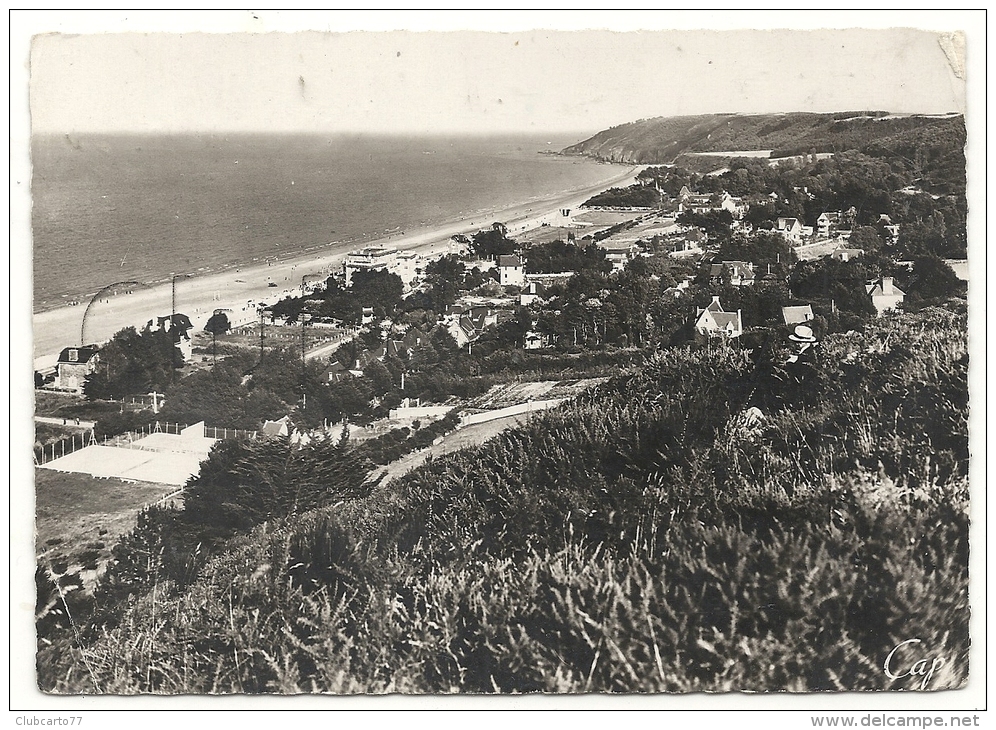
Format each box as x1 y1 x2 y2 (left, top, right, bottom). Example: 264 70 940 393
498 254 526 287
775 217 804 244
781 305 815 326
866 276 905 315
817 211 842 239
693 297 743 339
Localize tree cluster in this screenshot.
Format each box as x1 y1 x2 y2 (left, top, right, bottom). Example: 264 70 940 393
83 327 182 400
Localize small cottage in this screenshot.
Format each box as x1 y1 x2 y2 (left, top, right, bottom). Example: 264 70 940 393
693 297 743 340
55 345 100 392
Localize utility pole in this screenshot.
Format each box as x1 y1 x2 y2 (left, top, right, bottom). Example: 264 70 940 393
300 313 312 409
259 307 266 363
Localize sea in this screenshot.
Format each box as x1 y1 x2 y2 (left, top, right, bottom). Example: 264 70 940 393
30 133 618 311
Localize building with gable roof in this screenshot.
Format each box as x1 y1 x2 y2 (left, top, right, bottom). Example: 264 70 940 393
781 305 815 326
145 313 194 360
817 211 842 239
498 254 525 287
832 247 864 263
865 276 905 315
693 296 743 340
260 416 291 438
775 217 804 244
710 261 756 287
55 345 100 392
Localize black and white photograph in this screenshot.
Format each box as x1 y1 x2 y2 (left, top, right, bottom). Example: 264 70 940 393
12 10 985 713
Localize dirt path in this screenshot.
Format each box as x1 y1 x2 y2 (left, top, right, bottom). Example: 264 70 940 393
376 413 531 484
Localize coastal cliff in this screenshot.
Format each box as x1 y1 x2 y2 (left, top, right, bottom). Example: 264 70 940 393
561 111 965 166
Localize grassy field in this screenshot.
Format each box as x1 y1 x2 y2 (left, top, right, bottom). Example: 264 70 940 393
35 469 177 570
573 210 644 225
33 390 85 418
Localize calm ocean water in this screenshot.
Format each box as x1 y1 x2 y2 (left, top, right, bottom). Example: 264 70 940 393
31 133 615 310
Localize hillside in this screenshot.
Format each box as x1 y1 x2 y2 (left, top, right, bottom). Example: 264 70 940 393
38 308 970 693
562 111 965 167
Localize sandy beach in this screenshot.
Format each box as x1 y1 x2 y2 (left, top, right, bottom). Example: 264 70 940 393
33 163 642 368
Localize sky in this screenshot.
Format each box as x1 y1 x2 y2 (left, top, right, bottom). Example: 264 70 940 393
21 11 969 137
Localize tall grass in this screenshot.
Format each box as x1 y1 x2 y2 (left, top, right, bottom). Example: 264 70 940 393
37 309 970 693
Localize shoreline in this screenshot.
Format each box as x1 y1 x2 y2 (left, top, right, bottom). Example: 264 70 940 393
33 162 642 366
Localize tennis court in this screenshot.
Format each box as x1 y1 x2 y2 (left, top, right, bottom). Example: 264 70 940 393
38 422 218 486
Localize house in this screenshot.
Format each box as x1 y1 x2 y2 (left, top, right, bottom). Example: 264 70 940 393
717 192 748 218
693 296 743 340
832 247 865 262
677 186 714 214
146 313 194 359
384 325 425 360
866 276 905 315
817 211 842 238
710 261 755 287
498 254 526 287
662 286 685 299
600 241 640 272
775 217 804 244
781 305 815 326
55 345 100 392
324 360 351 383
668 227 706 256
260 416 291 438
446 305 508 346
524 331 546 350
879 217 900 244
519 280 545 306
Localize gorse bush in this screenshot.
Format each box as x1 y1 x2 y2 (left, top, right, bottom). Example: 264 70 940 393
37 310 970 694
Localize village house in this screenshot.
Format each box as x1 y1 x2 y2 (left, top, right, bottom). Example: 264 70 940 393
693 296 743 340
816 207 857 238
775 217 804 244
866 276 905 315
445 304 511 347
878 215 901 245
716 191 748 218
781 304 815 327
55 345 100 392
324 360 351 383
385 325 425 360
600 241 640 272
710 261 756 287
677 186 714 214
524 330 546 350
260 416 291 438
669 227 706 256
498 254 526 287
145 313 194 360
832 247 864 262
519 280 545 306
